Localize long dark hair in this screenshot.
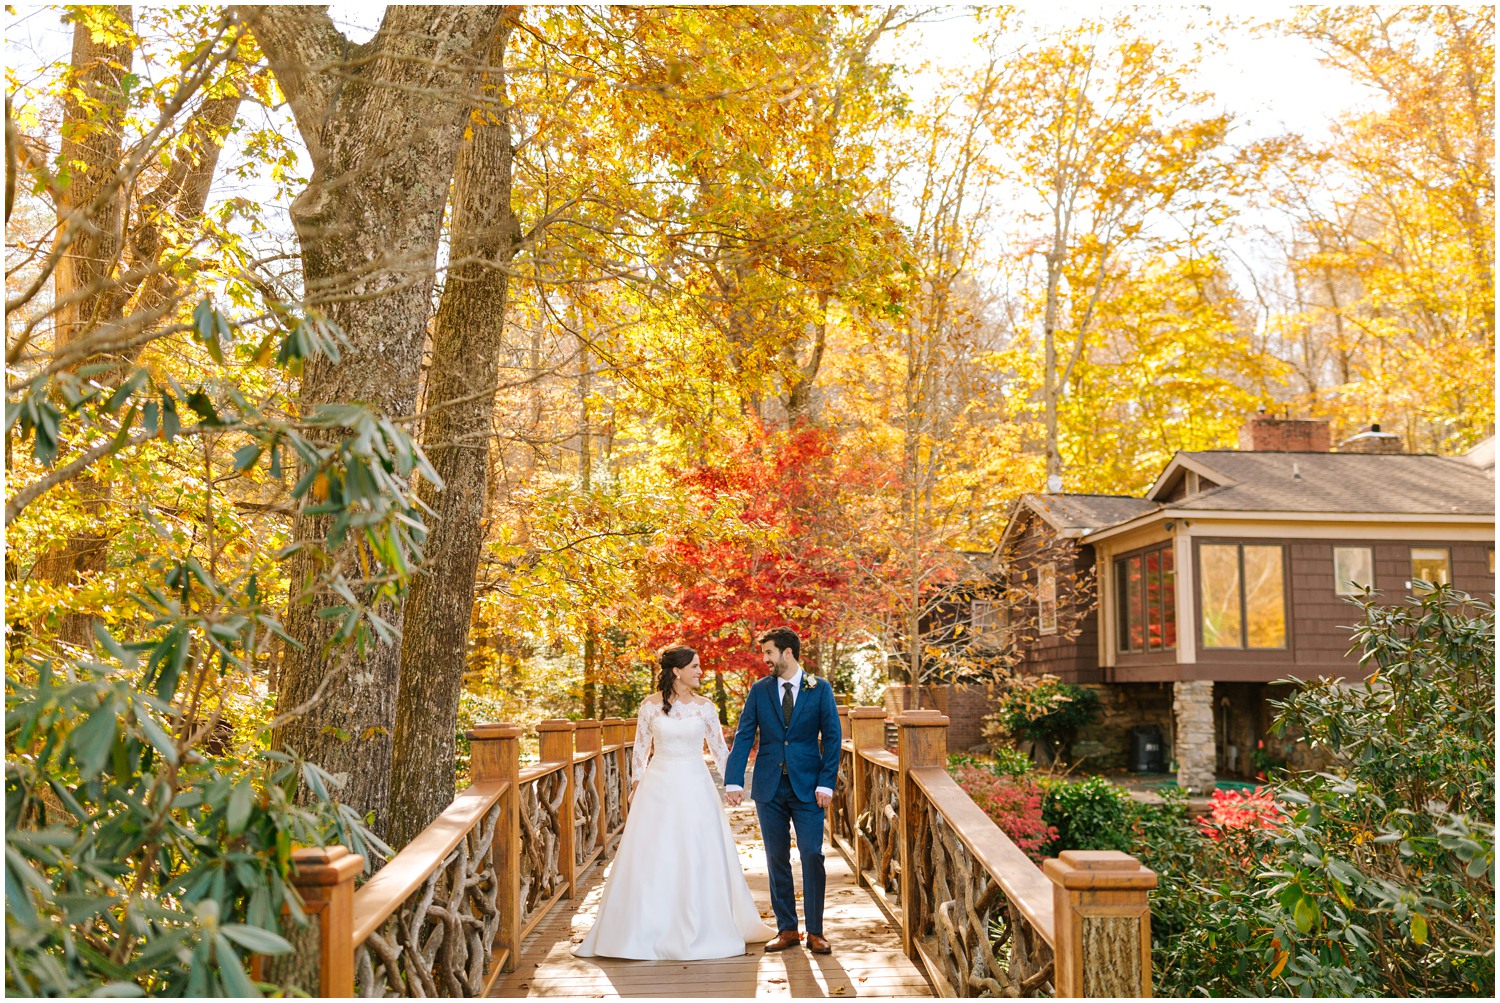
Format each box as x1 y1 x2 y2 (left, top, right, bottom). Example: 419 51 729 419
658 645 697 717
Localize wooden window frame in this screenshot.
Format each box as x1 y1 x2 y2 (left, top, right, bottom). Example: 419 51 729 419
1113 542 1176 655
1196 541 1289 651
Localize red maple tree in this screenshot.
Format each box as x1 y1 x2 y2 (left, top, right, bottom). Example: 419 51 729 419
645 421 873 701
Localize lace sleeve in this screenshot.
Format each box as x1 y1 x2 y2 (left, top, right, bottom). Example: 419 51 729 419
702 702 730 777
631 701 656 779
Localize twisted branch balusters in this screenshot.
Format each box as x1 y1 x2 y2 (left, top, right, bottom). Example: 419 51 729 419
353 800 502 997
909 797 1054 997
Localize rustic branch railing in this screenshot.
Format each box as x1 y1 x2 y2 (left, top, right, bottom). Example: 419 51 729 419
287 704 1154 998
283 717 635 997
831 706 1158 998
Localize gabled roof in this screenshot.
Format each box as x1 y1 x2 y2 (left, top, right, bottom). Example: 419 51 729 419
997 493 1161 556
1024 493 1162 534
1003 450 1495 553
1158 451 1495 515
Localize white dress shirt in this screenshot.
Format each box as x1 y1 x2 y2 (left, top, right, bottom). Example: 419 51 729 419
725 667 833 799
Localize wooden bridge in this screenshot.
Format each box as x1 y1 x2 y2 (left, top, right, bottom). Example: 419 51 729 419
280 708 1158 998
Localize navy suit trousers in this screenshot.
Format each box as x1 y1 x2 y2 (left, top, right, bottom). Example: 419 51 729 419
756 771 826 935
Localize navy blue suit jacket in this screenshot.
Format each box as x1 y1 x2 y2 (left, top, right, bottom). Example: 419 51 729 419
724 673 841 803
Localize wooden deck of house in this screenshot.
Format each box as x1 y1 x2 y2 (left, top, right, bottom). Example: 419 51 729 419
488 795 934 998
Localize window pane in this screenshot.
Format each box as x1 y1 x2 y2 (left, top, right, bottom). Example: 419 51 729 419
1038 563 1057 634
1200 544 1243 648
1115 560 1132 652
1161 546 1177 649
1333 546 1374 596
1411 548 1450 591
1127 556 1143 651
1145 550 1162 650
1244 546 1287 648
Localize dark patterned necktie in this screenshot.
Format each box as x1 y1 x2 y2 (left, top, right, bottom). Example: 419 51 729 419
782 681 794 728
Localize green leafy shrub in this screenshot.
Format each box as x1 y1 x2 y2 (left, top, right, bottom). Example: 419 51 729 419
987 675 1101 763
6 303 431 995
989 745 1035 778
1156 585 1495 997
1040 774 1134 854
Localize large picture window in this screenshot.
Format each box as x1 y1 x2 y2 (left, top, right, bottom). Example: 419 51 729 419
1200 543 1287 649
1115 543 1176 654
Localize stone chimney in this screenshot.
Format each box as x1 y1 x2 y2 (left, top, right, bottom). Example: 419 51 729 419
1338 423 1404 454
1238 410 1331 452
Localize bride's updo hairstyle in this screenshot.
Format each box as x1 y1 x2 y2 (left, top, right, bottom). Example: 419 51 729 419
657 644 697 717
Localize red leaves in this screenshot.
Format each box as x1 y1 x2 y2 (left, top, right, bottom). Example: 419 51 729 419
646 421 868 684
951 766 1058 863
1199 786 1285 840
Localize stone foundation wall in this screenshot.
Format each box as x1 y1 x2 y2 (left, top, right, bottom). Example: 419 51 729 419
1069 683 1176 771
884 683 995 751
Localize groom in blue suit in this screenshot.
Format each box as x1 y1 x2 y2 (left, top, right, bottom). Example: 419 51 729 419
724 626 841 954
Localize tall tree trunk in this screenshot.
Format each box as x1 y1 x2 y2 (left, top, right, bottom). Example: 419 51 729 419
241 4 499 835
31 8 135 646
578 330 598 718
35 10 243 646
386 11 521 848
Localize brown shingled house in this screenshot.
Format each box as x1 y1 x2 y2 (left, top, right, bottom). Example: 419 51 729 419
992 414 1496 791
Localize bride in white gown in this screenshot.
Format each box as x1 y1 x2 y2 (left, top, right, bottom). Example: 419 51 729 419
573 645 774 960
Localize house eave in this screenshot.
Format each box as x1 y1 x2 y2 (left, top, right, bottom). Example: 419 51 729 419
1081 507 1496 544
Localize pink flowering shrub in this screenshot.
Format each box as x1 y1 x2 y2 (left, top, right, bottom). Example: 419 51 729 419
1199 787 1285 840
952 766 1058 863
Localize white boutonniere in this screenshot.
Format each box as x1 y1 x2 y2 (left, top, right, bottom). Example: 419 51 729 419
802 675 819 693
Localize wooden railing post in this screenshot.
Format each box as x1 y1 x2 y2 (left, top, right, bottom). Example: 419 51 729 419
575 719 604 855
1043 850 1158 998
468 722 521 973
537 719 577 898
288 845 363 997
848 707 887 885
837 703 851 742
896 710 947 961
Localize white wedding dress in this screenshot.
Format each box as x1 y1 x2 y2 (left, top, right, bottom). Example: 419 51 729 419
573 697 774 960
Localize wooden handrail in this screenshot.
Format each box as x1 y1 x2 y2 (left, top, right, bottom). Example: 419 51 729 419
860 747 899 770
518 761 568 783
350 781 507 946
909 766 1055 947
283 717 637 997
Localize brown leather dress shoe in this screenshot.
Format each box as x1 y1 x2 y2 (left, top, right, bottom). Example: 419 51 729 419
806 933 831 955
764 930 802 952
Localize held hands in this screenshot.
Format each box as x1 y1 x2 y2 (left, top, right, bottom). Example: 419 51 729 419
724 790 744 807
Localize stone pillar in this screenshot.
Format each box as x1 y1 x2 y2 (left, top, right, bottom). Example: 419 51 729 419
1173 680 1215 793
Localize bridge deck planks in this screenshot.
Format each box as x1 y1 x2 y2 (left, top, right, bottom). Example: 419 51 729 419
489 798 933 998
